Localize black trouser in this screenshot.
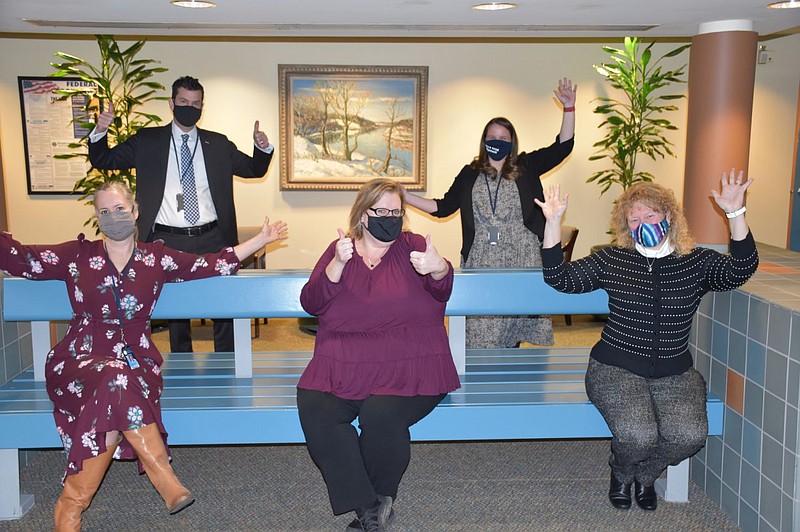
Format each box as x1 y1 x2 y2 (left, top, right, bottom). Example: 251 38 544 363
150 225 234 353
296 388 445 515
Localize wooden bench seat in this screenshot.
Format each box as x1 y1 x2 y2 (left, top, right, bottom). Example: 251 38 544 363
0 270 723 519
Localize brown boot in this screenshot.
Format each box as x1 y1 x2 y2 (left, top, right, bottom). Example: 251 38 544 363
54 442 117 532
123 423 194 514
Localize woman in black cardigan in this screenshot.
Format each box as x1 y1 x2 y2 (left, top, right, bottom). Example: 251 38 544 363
536 171 758 512
403 78 576 349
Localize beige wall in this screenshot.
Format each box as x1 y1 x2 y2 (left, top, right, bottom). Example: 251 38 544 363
0 36 797 268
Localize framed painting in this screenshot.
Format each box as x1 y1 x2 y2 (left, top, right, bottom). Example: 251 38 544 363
278 64 428 191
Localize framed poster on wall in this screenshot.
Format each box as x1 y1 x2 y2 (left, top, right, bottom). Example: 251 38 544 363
278 64 428 191
18 76 96 194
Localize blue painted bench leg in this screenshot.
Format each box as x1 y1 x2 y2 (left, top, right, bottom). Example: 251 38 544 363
0 449 35 520
656 460 690 503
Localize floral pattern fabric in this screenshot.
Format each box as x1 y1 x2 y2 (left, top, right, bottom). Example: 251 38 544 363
0 233 240 478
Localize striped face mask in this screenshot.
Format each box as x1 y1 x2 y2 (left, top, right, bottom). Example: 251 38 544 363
630 219 669 247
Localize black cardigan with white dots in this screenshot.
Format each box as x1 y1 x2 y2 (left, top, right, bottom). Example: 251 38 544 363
541 233 759 378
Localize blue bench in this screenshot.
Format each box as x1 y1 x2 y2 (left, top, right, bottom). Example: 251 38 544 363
0 269 723 519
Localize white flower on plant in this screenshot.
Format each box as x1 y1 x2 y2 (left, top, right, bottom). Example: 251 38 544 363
139 334 150 349
143 253 155 267
127 269 136 281
127 406 144 429
105 329 114 339
40 250 59 264
112 343 126 358
161 255 178 271
53 361 65 374
88 256 105 270
215 259 236 276
78 360 92 369
9 246 18 255
114 374 128 389
102 275 115 288
81 428 99 454
29 260 43 274
68 262 78 276
67 380 83 397
74 286 84 303
191 257 208 272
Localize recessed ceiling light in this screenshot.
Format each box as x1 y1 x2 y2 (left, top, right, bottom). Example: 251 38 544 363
472 2 517 11
767 0 800 7
170 0 216 8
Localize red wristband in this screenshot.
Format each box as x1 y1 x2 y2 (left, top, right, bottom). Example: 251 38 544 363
563 106 575 112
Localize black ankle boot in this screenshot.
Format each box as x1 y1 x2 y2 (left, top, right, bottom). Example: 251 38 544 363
608 473 632 510
634 480 657 511
346 499 382 532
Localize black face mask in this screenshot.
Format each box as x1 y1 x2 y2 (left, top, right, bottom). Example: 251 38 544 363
365 215 403 242
173 105 202 128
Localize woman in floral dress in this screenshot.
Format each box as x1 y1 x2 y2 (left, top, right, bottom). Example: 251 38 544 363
0 182 287 531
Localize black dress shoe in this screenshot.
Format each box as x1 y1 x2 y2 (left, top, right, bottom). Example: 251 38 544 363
634 480 658 511
608 473 632 510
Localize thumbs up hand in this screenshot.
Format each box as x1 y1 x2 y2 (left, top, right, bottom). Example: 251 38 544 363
410 234 449 278
253 120 270 149
96 100 115 134
334 228 353 265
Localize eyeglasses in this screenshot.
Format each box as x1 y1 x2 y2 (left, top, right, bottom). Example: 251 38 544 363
368 207 405 218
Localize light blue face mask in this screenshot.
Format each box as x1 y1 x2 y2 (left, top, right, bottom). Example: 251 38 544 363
631 219 669 247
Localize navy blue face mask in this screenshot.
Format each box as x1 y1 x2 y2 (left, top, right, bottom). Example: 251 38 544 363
484 139 512 161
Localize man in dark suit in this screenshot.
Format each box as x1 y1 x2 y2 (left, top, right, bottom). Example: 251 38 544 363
88 75 273 353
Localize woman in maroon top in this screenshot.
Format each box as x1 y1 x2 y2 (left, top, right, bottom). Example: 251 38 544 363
298 178 460 532
0 182 287 531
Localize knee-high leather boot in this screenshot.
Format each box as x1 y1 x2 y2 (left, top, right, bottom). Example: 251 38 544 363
54 442 117 532
123 423 194 514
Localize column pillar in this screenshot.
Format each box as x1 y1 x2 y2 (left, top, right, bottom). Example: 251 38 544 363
683 20 758 245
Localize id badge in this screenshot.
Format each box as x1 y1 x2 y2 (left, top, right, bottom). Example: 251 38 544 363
488 226 500 245
123 346 140 370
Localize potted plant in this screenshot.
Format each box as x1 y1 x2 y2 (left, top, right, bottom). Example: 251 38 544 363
50 35 168 229
588 36 690 196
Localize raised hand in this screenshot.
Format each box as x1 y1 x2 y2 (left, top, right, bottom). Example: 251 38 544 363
554 78 577 108
263 217 288 245
534 184 570 222
334 228 353 265
711 168 753 214
409 234 448 278
96 100 115 134
253 120 270 149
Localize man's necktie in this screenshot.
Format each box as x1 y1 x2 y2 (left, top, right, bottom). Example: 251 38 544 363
180 133 200 225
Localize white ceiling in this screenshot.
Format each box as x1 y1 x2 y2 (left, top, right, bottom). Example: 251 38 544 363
0 0 799 39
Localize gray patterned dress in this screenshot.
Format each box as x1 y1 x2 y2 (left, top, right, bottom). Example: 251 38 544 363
463 173 553 348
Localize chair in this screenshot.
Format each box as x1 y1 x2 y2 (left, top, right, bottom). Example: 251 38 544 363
560 225 579 326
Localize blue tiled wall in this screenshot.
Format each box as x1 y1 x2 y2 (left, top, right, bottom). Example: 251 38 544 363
691 289 800 532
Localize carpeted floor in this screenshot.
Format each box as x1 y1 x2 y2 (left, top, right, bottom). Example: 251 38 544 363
1 317 741 531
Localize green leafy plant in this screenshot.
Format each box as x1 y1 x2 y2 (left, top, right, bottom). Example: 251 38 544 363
50 35 168 227
588 37 690 195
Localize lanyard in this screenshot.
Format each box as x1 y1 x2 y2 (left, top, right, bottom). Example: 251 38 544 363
483 174 502 216
170 131 201 178
105 254 133 345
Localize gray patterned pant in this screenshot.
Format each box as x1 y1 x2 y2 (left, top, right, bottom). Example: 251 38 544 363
585 358 708 486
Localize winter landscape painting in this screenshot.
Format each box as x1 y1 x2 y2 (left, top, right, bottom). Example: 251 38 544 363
278 65 428 190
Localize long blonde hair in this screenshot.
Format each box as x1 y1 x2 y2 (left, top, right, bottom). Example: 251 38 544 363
347 178 406 240
610 182 694 255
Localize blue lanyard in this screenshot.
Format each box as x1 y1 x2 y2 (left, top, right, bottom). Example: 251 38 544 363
483 174 502 216
105 253 133 345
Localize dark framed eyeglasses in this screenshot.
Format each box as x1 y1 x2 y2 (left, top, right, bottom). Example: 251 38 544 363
368 207 405 218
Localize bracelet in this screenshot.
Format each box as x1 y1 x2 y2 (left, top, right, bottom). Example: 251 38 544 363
725 206 746 219
563 106 575 112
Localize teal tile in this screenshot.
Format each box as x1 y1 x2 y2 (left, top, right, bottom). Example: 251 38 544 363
782 492 794 532
763 392 785 443
712 321 729 363
742 419 762 467
748 297 769 344
759 477 782 531
729 330 747 374
699 292 714 317
783 449 795 494
731 291 750 334
714 291 732 325
761 435 783 487
740 460 761 510
724 408 743 453
721 483 739 522
706 470 721 505
746 340 766 387
767 305 791 354
765 348 788 401
691 456 705 489
789 361 800 408
707 436 723 476
722 444 741 491
4 340 21 380
739 500 758 532
697 314 713 354
744 380 764 428
786 405 798 451
19 334 32 370
695 350 711 383
710 359 727 400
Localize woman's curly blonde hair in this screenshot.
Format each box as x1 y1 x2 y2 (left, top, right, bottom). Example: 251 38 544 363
611 182 695 256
